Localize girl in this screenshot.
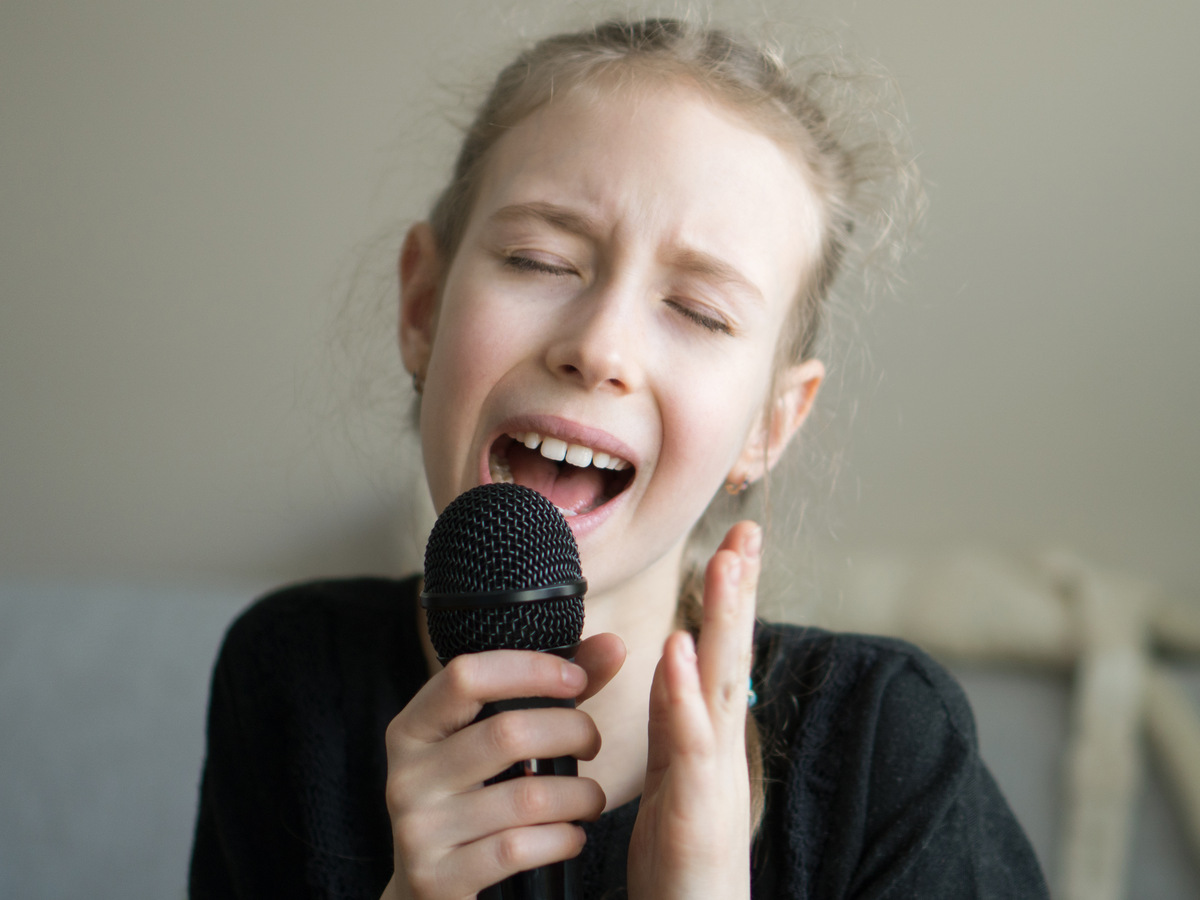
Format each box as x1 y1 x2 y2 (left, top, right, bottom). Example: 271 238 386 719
190 17 1049 900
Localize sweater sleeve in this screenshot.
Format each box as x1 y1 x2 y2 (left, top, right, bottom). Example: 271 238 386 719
810 640 1049 899
189 580 419 900
189 599 312 898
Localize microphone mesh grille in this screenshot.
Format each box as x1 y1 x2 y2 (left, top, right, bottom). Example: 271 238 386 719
425 598 584 658
423 483 581 594
423 483 584 658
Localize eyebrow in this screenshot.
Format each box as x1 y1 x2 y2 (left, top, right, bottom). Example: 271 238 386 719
488 202 601 239
665 246 764 306
487 201 764 305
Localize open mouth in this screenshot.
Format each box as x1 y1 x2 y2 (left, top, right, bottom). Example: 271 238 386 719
488 431 635 518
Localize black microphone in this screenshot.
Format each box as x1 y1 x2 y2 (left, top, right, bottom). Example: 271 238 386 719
420 483 587 900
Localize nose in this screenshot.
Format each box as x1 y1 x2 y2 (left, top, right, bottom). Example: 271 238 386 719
544 282 644 393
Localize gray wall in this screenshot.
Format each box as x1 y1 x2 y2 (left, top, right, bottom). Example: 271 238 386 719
3 1 1195 592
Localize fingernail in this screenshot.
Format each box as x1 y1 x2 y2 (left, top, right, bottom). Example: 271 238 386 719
562 663 586 689
743 524 762 560
680 631 697 661
725 554 743 584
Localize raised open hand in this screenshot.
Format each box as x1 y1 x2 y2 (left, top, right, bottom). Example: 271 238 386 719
627 521 761 900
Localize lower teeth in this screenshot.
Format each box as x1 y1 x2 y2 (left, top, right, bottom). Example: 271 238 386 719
489 455 514 484
488 451 606 519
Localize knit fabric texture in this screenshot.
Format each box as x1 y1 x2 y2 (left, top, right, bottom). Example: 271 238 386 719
188 576 1049 899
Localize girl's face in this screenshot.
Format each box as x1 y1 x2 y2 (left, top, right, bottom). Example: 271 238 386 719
402 81 824 597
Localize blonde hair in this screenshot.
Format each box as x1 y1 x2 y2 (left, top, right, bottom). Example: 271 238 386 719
423 15 920 834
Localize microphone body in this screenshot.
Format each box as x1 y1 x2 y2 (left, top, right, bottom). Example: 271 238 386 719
420 483 587 900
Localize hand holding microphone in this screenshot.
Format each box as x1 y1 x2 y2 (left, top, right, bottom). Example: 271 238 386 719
380 485 622 900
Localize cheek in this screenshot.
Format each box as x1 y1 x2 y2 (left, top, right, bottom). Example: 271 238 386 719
656 371 760 497
419 296 517 507
428 312 505 404
429 256 541 385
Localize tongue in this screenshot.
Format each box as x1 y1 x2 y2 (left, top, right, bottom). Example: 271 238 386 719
506 445 608 516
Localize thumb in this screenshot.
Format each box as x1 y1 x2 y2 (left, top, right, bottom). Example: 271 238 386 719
573 632 626 703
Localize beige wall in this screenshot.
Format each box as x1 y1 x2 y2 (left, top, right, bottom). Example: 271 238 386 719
3 1 1197 594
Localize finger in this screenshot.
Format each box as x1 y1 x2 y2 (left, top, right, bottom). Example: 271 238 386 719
406 822 587 900
644 648 673 792
642 631 715 811
396 649 588 745
435 774 606 846
573 632 626 703
405 705 603 796
443 823 588 898
663 630 712 759
697 521 761 724
646 632 712 771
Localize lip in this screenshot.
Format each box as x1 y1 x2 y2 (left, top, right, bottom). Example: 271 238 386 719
478 413 639 540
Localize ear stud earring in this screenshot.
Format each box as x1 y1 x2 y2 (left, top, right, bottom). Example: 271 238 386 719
412 372 425 395
725 478 750 495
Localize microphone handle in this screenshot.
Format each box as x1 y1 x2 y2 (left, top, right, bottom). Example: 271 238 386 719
475 696 582 900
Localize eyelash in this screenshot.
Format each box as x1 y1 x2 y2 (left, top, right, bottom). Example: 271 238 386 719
667 300 732 335
502 254 575 277
503 254 731 335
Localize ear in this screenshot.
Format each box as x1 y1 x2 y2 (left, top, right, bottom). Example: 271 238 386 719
732 358 825 484
398 222 442 378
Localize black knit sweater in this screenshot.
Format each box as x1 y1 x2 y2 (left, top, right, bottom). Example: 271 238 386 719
189 576 1048 899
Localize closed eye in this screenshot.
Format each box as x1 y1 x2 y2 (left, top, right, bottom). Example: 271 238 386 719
502 254 576 277
666 299 732 335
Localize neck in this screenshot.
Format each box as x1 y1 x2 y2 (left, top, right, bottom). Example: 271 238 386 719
575 544 684 809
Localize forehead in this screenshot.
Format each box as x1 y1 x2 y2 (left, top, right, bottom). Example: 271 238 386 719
468 80 825 307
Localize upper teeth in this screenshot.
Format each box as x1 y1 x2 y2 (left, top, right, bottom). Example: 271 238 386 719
510 432 631 471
